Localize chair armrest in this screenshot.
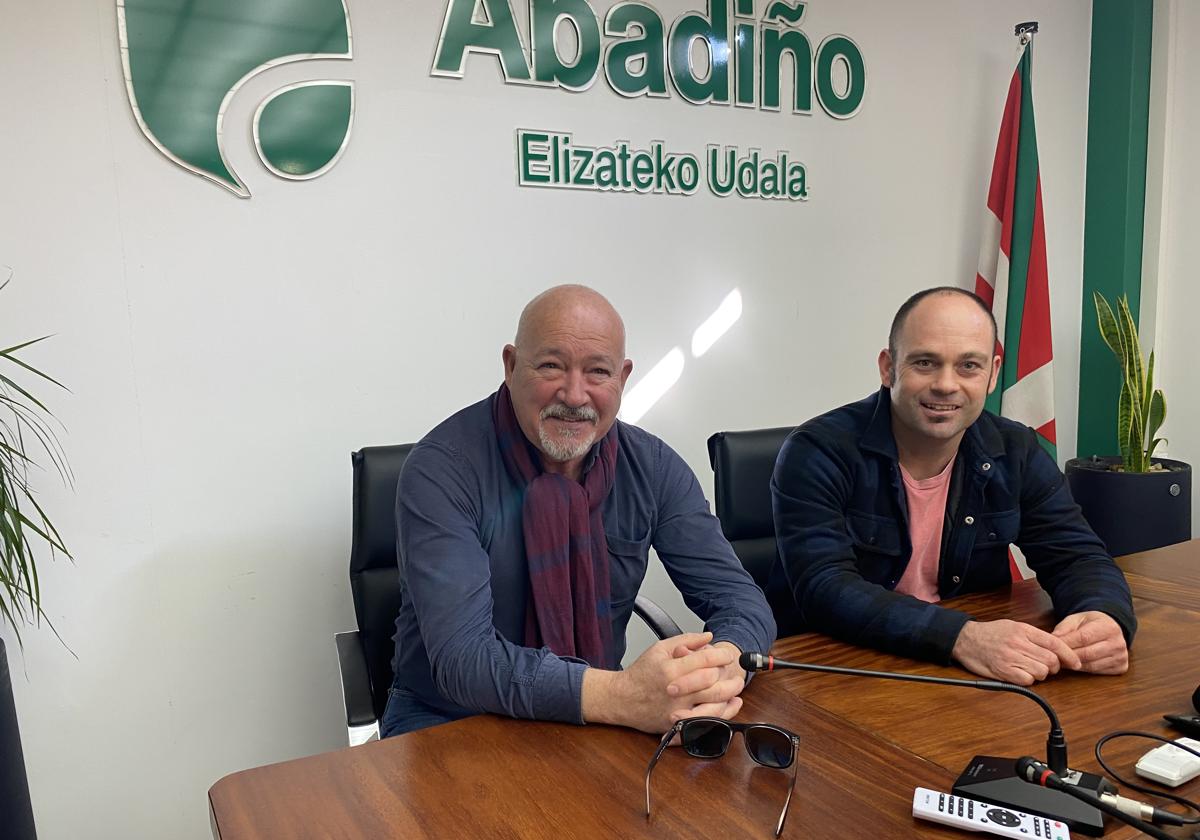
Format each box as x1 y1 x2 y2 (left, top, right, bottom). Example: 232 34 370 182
335 631 377 728
632 595 683 640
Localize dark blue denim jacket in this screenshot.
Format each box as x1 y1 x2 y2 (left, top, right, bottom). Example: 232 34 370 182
769 388 1136 663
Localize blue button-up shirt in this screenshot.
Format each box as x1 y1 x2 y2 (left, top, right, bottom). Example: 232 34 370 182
770 388 1136 662
391 394 776 725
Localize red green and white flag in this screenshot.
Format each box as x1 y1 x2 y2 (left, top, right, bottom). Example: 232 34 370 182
974 39 1057 459
974 38 1055 580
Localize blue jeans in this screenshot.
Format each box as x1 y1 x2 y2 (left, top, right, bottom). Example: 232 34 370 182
379 686 472 738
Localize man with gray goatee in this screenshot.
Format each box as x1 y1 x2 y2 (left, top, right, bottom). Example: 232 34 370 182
382 285 774 737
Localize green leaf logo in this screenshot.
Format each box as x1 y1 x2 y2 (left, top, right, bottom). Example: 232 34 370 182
118 0 354 197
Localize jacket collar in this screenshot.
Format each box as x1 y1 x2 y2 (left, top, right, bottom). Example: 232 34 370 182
861 386 1007 464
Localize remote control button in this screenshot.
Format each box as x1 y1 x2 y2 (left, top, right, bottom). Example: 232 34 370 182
985 808 1021 828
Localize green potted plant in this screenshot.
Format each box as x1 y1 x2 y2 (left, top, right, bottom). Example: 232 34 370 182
0 274 71 840
1065 292 1191 557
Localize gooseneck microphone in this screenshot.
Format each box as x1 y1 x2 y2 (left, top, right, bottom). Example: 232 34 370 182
1016 757 1180 840
742 651 1110 835
740 651 1068 773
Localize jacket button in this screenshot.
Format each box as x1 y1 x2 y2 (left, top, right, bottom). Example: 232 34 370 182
952 575 961 584
964 515 975 525
988 532 997 540
868 536 877 544
981 462 992 471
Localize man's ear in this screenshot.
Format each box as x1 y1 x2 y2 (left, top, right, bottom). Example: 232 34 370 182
878 348 895 388
619 358 633 388
986 353 1002 395
502 344 517 385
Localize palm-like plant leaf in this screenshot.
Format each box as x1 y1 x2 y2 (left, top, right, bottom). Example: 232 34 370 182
0 337 67 390
0 277 71 645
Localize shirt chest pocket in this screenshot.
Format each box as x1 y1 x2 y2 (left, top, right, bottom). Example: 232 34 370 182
605 532 650 608
973 509 1020 548
846 511 902 582
846 511 902 556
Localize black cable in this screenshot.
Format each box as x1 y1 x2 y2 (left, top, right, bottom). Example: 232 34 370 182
1094 730 1200 823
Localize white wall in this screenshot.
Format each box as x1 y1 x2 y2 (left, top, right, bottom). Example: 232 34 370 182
1145 0 1200 529
0 2 1094 838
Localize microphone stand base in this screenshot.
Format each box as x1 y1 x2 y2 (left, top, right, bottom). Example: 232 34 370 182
953 755 1106 837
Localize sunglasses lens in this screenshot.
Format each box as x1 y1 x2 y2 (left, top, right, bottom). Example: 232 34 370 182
746 726 793 768
681 720 732 758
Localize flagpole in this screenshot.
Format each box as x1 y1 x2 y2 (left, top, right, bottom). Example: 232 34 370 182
1014 20 1038 45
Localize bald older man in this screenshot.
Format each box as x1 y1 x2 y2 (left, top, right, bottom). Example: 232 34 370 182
381 285 775 737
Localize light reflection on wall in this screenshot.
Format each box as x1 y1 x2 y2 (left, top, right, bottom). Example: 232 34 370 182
619 289 743 423
691 289 742 357
620 347 685 424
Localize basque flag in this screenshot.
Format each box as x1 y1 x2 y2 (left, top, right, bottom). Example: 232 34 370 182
974 39 1057 461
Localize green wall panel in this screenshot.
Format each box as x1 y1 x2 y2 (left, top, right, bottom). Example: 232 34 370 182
1077 0 1153 457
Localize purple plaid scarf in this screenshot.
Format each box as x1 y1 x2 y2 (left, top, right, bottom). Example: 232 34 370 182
492 383 618 669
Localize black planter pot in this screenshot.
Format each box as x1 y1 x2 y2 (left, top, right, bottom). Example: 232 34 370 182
1065 456 1192 558
1 637 37 839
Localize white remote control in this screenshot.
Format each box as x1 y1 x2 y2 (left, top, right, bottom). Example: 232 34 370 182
912 787 1071 839
1135 737 1200 787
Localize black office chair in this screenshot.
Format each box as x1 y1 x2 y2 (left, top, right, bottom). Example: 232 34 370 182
334 444 684 745
706 427 801 635
0 639 36 840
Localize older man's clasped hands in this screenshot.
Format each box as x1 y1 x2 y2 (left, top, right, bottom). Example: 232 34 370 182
581 631 748 733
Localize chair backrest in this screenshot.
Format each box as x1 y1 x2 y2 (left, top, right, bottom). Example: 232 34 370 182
706 427 794 590
349 444 414 719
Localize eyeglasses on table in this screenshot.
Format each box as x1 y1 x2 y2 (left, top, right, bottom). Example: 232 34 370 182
644 716 801 837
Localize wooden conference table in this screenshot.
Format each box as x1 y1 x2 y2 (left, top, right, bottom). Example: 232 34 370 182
209 541 1200 838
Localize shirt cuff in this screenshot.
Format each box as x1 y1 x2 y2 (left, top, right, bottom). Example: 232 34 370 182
709 627 766 661
531 656 588 725
926 608 974 664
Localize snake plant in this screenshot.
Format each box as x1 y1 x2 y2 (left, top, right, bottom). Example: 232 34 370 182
1093 292 1166 473
0 275 71 643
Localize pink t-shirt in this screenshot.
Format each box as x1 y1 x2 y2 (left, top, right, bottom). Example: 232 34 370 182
893 457 956 603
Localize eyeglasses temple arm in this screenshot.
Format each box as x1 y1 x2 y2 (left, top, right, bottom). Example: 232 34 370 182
775 737 800 838
644 725 679 818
